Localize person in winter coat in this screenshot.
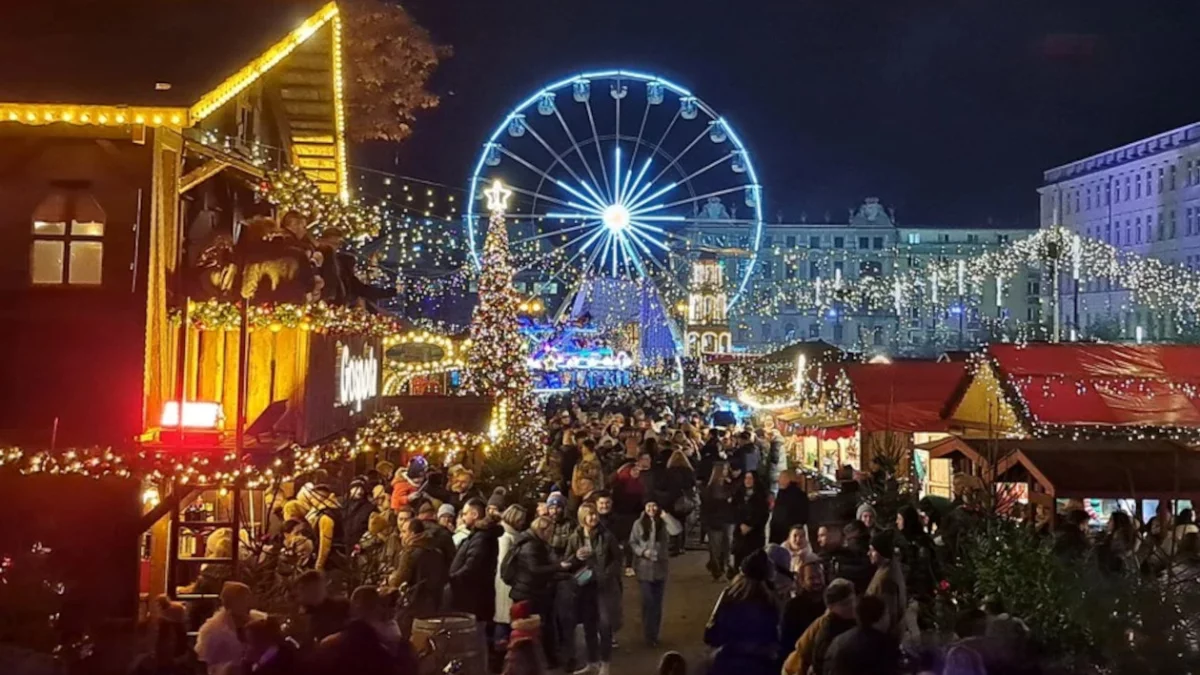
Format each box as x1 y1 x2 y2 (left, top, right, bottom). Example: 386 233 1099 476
782 524 820 575
865 530 907 636
390 456 428 512
563 502 622 675
508 516 569 670
342 478 378 554
241 617 298 675
610 462 646 574
817 524 873 595
697 428 725 485
779 555 826 674
894 504 938 600
823 594 900 675
559 429 583 493
545 492 575 557
572 439 606 498
630 499 671 647
769 471 810 545
449 499 501 631
732 472 770 573
662 449 697 555
493 504 529 646
390 518 448 635
292 570 349 647
781 578 856 675
701 461 736 580
416 501 457 569
704 550 780 675
195 582 266 675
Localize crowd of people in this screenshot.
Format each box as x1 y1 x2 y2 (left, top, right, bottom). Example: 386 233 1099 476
132 384 1200 675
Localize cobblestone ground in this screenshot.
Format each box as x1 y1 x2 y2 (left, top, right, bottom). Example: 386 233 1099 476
608 550 723 674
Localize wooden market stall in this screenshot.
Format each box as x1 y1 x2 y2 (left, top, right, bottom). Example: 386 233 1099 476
0 1 409 640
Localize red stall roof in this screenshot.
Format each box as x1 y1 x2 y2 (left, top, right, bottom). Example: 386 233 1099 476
846 361 966 433
989 344 1200 429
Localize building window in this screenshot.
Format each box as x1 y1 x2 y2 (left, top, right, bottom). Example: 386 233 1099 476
1157 213 1164 241
1159 167 1165 193
808 323 820 339
1170 210 1177 238
1027 280 1040 295
763 235 773 248
1170 164 1177 190
997 234 1009 244
860 260 881 278
785 235 796 248
966 233 980 244
30 191 106 286
1124 176 1130 200
808 235 820 248
833 236 844 249
907 232 921 244
858 236 869 250
873 236 884 249
1189 208 1195 235
833 261 845 278
1135 175 1142 198
939 233 951 243
809 261 820 280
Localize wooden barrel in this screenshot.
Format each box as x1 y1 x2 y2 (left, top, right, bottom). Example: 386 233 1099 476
410 613 486 675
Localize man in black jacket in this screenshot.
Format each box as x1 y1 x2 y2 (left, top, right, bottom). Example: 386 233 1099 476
824 595 900 675
448 499 500 637
769 471 811 544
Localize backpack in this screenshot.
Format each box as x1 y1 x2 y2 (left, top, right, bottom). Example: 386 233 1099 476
500 538 525 586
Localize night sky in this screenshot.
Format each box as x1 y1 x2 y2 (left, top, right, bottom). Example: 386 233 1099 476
385 0 1200 227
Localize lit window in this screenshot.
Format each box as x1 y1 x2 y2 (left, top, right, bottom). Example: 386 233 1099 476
30 191 105 286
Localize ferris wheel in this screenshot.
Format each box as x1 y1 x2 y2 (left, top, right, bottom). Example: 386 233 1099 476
465 69 764 312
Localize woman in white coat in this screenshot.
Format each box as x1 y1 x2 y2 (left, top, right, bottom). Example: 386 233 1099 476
493 504 528 646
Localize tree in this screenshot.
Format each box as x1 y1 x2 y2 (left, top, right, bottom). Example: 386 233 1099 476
465 183 540 447
338 0 450 142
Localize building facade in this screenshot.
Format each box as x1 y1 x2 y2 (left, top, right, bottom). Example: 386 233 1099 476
687 198 1039 354
1040 121 1200 341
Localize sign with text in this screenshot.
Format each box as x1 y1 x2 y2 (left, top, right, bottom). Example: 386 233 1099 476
336 341 379 413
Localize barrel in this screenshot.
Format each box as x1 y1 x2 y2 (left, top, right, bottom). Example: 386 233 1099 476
410 613 486 675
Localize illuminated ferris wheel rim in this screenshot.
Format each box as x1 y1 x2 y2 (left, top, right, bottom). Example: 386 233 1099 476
465 68 766 310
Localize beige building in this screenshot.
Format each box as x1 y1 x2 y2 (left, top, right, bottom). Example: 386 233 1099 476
1039 121 1200 340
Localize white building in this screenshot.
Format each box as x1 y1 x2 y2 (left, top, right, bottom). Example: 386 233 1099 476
688 198 1039 354
1039 121 1200 340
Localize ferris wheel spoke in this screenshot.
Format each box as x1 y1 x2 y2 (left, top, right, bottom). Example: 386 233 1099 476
552 108 608 207
510 221 598 246
520 125 606 209
620 157 655 207
625 222 671 252
584 100 613 203
641 125 712 201
517 225 606 274
619 234 648 279
637 185 747 215
665 151 736 195
506 184 585 212
626 181 678 214
624 96 652 189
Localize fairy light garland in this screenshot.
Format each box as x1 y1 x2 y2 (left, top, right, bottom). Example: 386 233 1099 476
183 299 403 337
258 167 382 239
0 406 492 486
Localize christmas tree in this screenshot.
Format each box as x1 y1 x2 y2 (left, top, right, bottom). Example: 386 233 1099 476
465 182 540 447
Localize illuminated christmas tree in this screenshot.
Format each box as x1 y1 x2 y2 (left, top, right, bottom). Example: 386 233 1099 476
466 181 540 446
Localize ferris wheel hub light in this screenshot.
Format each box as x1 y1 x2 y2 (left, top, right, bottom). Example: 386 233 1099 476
602 204 631 232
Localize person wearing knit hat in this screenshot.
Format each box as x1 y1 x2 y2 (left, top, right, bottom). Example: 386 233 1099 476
866 528 907 635
856 502 878 530
437 503 456 528
486 486 509 520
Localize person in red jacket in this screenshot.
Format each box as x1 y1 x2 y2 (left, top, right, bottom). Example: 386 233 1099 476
390 456 428 512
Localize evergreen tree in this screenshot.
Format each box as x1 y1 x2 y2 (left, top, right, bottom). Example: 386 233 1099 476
465 182 540 446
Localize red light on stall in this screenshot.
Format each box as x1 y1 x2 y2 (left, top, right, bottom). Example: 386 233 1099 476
161 401 223 429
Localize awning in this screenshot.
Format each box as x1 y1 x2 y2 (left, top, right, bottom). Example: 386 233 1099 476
989 344 1200 429
846 361 966 433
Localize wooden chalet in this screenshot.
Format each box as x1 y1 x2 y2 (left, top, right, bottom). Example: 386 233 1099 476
0 0 381 632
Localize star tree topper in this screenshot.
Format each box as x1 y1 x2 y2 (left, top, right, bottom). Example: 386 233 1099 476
485 179 512 214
